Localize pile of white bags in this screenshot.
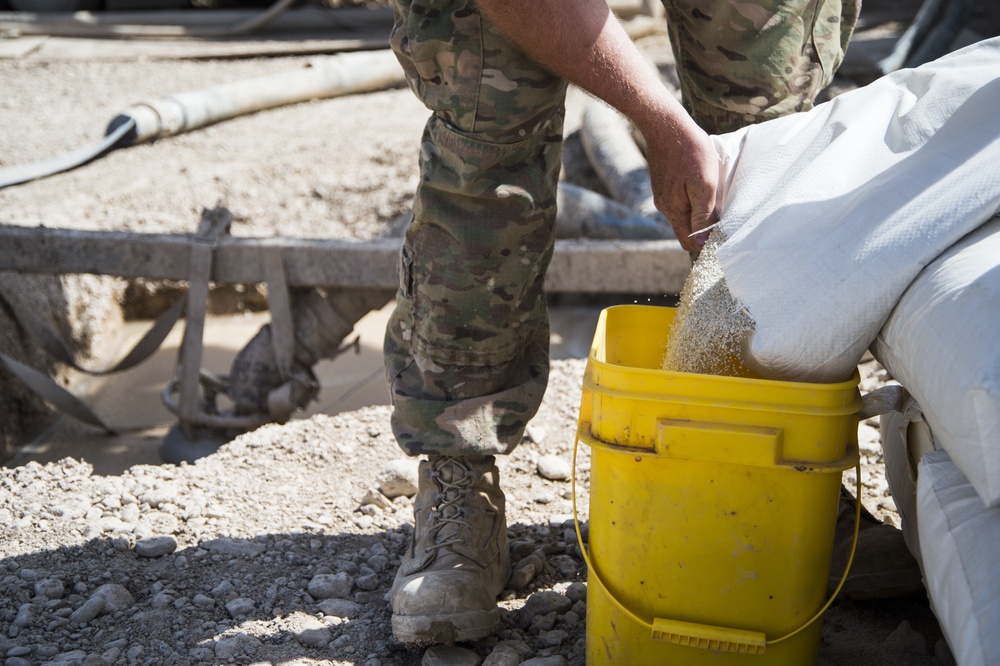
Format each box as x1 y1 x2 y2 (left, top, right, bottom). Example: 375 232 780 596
875 216 1000 666
873 216 1000 507
711 36 1000 383
918 449 1000 666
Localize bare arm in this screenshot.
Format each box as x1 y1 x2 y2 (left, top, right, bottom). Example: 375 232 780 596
477 0 718 249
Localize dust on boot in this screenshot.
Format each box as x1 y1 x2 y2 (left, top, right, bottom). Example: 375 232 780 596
390 455 510 646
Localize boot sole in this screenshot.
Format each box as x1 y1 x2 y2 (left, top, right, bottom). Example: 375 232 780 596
392 607 499 647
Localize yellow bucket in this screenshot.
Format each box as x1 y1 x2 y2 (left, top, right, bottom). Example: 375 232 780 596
577 305 861 665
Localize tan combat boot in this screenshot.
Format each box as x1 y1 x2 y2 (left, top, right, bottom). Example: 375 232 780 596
390 455 510 646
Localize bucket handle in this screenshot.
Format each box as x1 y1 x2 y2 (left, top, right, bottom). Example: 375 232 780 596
571 423 862 656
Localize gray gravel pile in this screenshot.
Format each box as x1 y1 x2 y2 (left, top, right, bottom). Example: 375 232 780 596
1 341 959 666
0 356 950 666
1 362 592 666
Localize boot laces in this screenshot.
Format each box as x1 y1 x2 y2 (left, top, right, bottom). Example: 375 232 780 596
427 457 477 553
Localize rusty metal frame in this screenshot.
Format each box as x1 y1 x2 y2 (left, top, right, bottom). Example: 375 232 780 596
0 224 692 294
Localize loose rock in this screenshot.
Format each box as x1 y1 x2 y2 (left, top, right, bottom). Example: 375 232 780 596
377 459 420 499
537 629 569 647
214 632 261 661
296 619 333 647
482 644 522 666
537 454 571 481
318 598 362 618
509 549 547 590
202 537 265 559
33 578 65 599
134 535 178 558
308 573 354 599
91 584 134 613
225 597 256 618
361 487 393 510
525 424 548 444
521 591 573 628
422 644 481 666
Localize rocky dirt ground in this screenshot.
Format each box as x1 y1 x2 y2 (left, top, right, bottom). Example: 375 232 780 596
0 357 947 666
2 2 999 665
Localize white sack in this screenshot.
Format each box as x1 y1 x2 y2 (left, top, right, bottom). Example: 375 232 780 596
917 449 1000 666
872 215 1000 506
712 37 1000 382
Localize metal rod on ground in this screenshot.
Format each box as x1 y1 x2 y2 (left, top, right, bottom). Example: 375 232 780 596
0 5 393 33
177 208 231 433
1 0 302 38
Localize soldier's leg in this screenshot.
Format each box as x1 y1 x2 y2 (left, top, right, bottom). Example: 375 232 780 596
386 0 568 646
662 0 860 133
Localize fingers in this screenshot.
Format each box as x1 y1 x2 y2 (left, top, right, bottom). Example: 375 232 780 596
686 195 718 250
667 186 717 251
645 120 720 251
663 201 698 252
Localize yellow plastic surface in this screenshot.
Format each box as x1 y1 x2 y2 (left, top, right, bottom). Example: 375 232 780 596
651 618 767 655
581 305 861 665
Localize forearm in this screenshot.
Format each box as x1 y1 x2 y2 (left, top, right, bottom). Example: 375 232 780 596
476 0 719 248
475 0 693 138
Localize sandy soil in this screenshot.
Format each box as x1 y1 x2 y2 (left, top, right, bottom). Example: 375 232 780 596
3 3 998 664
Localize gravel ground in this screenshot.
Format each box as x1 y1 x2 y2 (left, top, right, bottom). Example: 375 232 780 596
0 356 946 666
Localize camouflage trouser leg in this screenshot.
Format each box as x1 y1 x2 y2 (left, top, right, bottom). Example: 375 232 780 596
385 0 568 457
662 0 860 133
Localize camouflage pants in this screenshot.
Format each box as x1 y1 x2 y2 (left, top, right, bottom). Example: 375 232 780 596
384 0 856 457
385 0 567 456
663 0 859 133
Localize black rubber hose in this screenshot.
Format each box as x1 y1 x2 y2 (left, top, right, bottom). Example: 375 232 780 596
0 117 136 189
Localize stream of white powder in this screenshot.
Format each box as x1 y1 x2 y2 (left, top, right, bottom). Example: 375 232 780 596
661 230 755 376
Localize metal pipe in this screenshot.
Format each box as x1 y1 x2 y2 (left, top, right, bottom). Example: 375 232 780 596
107 49 404 144
0 49 405 189
556 182 670 240
875 0 947 75
874 0 976 76
904 0 978 68
0 224 691 293
579 97 673 236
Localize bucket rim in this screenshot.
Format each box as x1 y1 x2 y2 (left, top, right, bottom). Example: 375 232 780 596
580 370 863 416
590 304 862 391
